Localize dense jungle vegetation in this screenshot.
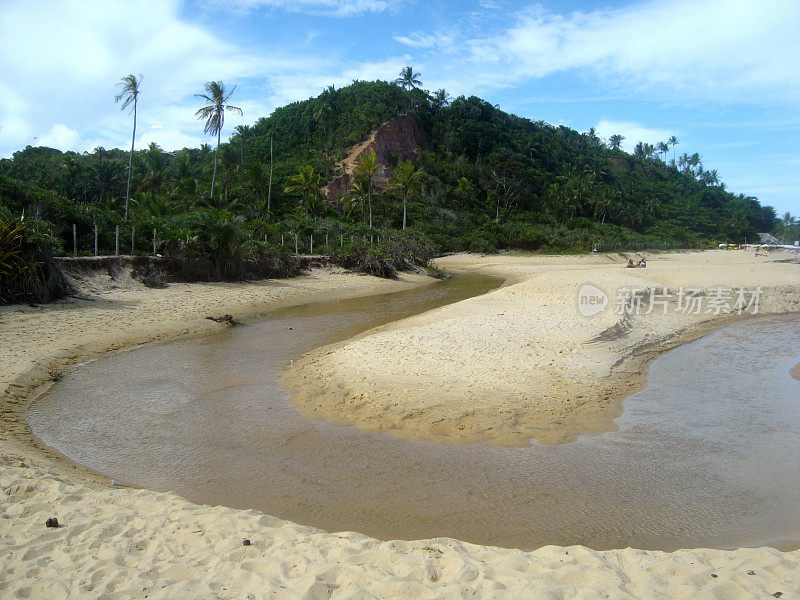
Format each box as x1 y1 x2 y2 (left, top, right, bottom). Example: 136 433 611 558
0 71 787 302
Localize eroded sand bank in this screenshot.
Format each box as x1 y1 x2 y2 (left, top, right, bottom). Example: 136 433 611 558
2 256 799 598
286 250 800 445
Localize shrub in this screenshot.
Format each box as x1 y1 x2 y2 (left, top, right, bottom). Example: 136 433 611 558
0 216 70 304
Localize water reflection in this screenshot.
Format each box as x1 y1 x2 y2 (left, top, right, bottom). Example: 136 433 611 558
27 279 800 551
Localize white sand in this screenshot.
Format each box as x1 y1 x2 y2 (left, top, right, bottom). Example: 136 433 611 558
287 250 800 445
2 256 799 598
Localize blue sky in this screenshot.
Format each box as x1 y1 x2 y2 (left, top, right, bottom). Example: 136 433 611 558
1 0 798 215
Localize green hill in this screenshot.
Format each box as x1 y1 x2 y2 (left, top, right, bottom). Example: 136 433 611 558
0 79 779 283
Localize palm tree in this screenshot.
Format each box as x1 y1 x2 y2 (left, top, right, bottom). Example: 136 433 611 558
244 162 270 217
668 135 679 164
688 153 702 177
284 165 320 218
608 134 625 150
453 177 475 207
388 160 424 230
700 169 720 186
114 74 142 220
354 150 379 228
343 177 370 222
394 66 422 90
431 89 451 109
657 141 669 162
195 81 243 203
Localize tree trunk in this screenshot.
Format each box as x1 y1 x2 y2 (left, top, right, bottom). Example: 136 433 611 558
402 194 407 230
267 136 273 215
368 180 373 229
211 130 220 202
124 97 137 220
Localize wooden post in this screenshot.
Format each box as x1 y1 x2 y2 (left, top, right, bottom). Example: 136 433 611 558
115 225 119 256
72 224 77 257
294 233 298 255
94 224 98 256
310 234 314 255
131 227 135 255
152 228 156 256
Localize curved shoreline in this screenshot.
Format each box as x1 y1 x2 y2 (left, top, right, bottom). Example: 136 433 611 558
0 267 435 486
2 255 800 598
285 251 800 446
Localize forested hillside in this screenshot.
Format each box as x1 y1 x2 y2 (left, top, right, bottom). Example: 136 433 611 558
0 76 780 301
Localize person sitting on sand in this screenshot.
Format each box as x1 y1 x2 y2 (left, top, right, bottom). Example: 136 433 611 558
639 258 646 268
626 259 636 268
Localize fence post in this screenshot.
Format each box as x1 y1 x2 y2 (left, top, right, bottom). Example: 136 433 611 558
152 228 156 256
72 224 77 257
115 225 119 256
131 227 135 255
94 223 98 257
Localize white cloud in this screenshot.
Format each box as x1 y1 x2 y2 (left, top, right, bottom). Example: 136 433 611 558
0 0 376 157
393 32 452 48
464 0 800 103
208 0 402 17
37 124 82 151
594 120 673 153
265 55 412 106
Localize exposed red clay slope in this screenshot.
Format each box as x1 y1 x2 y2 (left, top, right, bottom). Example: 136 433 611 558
324 115 426 201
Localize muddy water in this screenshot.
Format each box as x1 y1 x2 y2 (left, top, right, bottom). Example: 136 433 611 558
27 279 800 551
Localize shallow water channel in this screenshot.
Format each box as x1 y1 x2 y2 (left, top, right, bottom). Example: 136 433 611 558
27 273 800 551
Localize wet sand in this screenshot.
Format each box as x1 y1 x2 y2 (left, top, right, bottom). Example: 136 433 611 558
28 310 800 552
2 255 800 598
792 362 800 380
286 250 800 445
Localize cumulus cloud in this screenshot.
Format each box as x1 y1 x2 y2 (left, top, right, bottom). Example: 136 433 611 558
0 0 402 157
37 124 82 151
594 120 674 153
465 0 800 102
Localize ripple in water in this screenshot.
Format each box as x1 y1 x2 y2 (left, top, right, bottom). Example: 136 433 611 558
27 282 800 551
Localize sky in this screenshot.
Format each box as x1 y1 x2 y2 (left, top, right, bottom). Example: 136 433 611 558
1 0 798 215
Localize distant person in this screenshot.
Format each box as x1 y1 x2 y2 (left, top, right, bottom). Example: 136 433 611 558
626 259 636 268
639 258 647 268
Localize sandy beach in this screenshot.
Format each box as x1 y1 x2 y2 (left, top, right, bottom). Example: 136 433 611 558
2 253 800 598
286 250 800 445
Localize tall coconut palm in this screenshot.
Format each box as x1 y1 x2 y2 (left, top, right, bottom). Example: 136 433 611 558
668 135 679 164
608 134 625 150
114 73 142 220
195 81 243 203
394 66 422 90
354 150 379 228
388 160 424 230
657 141 669 162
